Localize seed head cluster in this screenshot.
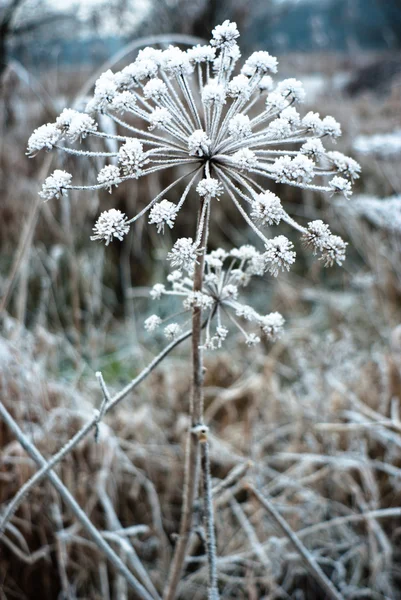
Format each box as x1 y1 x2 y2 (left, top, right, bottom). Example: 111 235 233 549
28 20 359 349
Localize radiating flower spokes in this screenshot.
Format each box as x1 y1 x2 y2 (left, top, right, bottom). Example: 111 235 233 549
28 20 359 261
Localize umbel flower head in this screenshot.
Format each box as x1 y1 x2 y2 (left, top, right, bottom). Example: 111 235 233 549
29 20 358 263
147 245 285 349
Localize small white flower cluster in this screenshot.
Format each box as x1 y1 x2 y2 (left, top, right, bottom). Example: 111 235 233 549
29 19 359 248
146 246 285 348
90 209 130 245
303 220 347 266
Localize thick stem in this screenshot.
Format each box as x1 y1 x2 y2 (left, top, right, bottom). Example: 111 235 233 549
163 197 209 600
200 436 219 599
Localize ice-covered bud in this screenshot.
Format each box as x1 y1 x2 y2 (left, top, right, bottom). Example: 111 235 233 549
272 155 315 185
56 108 96 140
276 78 305 103
210 20 240 49
302 111 324 136
235 304 259 321
97 165 121 192
232 148 257 171
110 91 137 113
205 326 229 350
246 333 261 347
242 51 278 75
322 116 341 138
150 283 166 300
131 57 159 81
144 314 162 332
202 80 226 105
187 45 216 64
251 191 284 226
320 235 347 267
303 220 332 253
230 245 259 260
329 176 352 198
227 74 250 98
259 312 285 340
93 70 118 109
267 117 292 139
118 139 148 177
164 323 182 340
148 107 172 131
196 178 223 199
161 46 193 76
188 130 211 157
143 78 167 100
221 284 238 301
258 75 274 92
137 47 163 65
265 92 288 112
90 209 129 245
228 114 252 140
167 238 198 270
301 138 326 159
281 106 300 128
27 123 61 156
264 236 296 277
39 170 72 201
167 269 182 283
327 151 361 181
148 199 178 233
183 291 214 310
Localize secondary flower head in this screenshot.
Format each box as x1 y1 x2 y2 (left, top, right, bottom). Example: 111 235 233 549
148 245 286 350
39 170 72 201
90 209 130 245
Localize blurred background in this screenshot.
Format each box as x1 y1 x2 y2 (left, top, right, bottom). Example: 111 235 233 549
1 1 401 599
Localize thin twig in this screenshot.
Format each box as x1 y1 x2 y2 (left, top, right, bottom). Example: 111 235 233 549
0 401 155 600
247 484 345 600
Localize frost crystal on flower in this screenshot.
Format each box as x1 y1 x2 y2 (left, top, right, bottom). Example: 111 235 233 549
27 123 61 156
110 91 137 113
148 107 172 131
97 165 121 192
251 191 284 226
164 323 182 339
187 45 216 64
118 139 148 177
150 283 165 300
301 138 325 159
196 178 223 199
143 78 167 100
264 236 296 277
188 130 211 157
327 151 361 181
242 51 278 75
90 209 130 245
148 199 178 233
259 312 285 341
228 114 252 140
167 238 198 269
303 220 347 266
183 292 214 310
272 155 315 185
39 170 72 201
202 81 226 105
233 148 257 171
144 314 162 332
276 78 305 103
211 20 240 49
329 176 353 198
228 74 250 98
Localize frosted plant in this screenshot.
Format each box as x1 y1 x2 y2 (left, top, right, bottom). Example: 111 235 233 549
27 20 358 600
147 245 285 349
28 21 359 263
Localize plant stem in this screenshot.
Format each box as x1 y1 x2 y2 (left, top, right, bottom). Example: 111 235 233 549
247 484 344 600
200 435 219 599
163 196 210 600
